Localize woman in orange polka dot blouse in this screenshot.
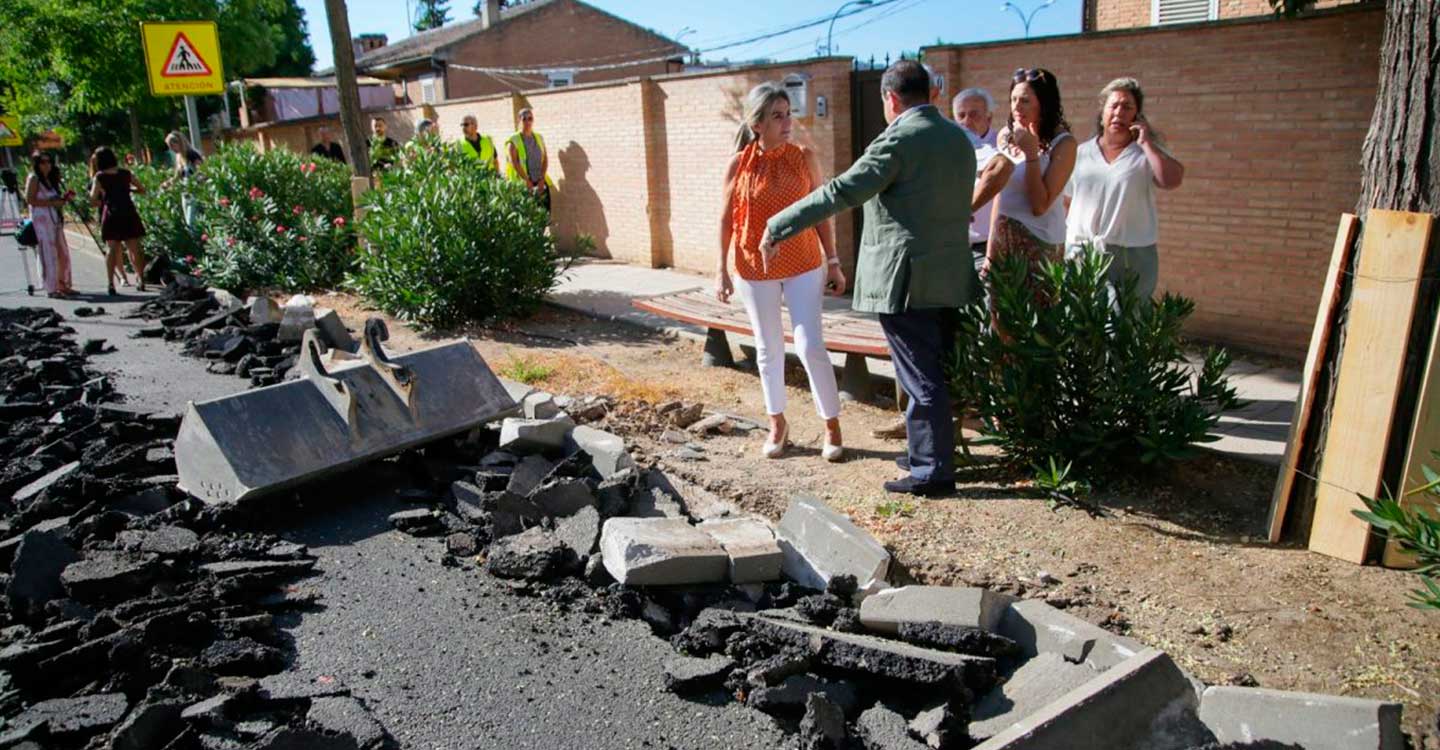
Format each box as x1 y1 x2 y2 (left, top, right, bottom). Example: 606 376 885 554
717 82 847 462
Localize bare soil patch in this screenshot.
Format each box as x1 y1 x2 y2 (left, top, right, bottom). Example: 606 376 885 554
318 292 1440 741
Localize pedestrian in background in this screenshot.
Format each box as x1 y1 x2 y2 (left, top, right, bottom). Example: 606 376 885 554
1065 77 1185 304
506 108 553 214
990 68 1076 301
24 151 75 298
310 127 346 163
763 61 976 495
717 82 846 462
162 130 204 227
89 146 148 296
370 117 400 172
460 115 499 174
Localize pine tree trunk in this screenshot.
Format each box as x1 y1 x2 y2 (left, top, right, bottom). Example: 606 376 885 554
1358 0 1439 215
1294 0 1440 541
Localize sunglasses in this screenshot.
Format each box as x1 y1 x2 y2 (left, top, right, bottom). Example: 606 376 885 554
1013 68 1050 83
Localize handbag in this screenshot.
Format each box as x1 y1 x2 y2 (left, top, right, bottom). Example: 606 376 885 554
15 218 37 247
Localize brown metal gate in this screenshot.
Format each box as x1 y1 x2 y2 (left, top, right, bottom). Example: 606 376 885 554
850 65 887 246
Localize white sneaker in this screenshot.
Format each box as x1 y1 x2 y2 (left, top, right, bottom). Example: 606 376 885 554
821 440 844 462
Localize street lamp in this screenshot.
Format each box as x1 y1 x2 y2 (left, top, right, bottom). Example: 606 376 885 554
674 26 697 65
1000 0 1056 38
825 0 874 56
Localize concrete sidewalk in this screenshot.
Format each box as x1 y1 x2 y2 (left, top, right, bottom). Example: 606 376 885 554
547 259 1300 467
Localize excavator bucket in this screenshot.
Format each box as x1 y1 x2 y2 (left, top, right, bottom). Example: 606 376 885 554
175 318 517 504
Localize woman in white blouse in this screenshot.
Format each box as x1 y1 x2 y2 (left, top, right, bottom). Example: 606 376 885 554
1065 78 1185 303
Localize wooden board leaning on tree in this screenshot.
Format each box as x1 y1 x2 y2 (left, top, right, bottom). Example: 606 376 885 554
1268 214 1360 543
1391 290 1440 568
1308 210 1436 564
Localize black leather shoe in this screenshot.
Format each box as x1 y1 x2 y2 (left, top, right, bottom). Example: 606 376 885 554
883 476 955 497
895 455 910 471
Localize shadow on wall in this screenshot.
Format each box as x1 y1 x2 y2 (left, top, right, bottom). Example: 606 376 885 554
555 141 610 258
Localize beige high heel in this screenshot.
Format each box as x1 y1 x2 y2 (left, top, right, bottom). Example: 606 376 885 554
761 421 789 458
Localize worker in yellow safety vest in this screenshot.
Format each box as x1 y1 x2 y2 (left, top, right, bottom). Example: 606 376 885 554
459 115 498 174
506 107 553 214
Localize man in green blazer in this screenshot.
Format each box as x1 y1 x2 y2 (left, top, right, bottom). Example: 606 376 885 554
761 60 976 496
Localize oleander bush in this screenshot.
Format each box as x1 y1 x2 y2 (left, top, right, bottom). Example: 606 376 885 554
946 244 1240 482
350 143 565 329
131 143 355 291
1356 463 1440 611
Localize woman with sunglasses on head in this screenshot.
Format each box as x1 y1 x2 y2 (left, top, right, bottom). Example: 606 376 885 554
23 151 76 298
989 68 1076 301
718 82 846 461
1065 77 1184 304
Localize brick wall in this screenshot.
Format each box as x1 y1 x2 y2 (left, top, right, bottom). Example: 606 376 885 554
520 81 655 264
653 59 855 276
926 6 1382 357
1089 0 1362 31
443 0 679 99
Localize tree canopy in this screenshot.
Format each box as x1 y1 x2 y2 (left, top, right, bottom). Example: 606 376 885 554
0 0 315 152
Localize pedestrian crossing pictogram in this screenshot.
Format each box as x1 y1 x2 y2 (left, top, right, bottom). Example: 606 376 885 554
162 33 212 77
140 21 224 96
0 123 15 140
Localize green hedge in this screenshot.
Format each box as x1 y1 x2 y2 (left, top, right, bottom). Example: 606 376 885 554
947 245 1240 481
349 143 564 329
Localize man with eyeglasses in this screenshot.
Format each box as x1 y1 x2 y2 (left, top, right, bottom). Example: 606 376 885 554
506 108 553 213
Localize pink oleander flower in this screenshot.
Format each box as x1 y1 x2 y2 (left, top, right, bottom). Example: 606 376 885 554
333 216 346 227
292 205 303 215
298 235 308 243
185 255 196 263
218 198 230 207
226 238 237 247
276 225 287 234
248 187 264 199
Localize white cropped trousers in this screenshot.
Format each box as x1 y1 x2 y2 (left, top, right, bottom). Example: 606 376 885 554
734 266 841 420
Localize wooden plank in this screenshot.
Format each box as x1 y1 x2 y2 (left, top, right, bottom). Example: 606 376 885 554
1267 215 1360 542
1309 210 1436 563
1388 299 1440 568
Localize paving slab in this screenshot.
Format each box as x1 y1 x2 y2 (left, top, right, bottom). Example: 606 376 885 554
1198 686 1404 750
776 494 890 596
971 648 1209 750
859 586 1013 635
997 599 1142 671
566 425 635 479
599 517 728 585
700 517 783 583
969 652 1101 742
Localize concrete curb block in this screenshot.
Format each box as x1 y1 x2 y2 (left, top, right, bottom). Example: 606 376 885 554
775 494 890 597
1198 686 1404 750
859 586 1014 635
997 599 1143 671
972 648 1208 750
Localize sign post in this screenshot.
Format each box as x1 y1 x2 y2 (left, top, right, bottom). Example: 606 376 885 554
140 21 224 148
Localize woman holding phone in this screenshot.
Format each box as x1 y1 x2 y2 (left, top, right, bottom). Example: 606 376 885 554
1065 77 1185 303
717 82 846 461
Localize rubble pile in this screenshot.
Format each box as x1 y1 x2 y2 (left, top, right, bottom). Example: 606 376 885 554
377 383 1405 750
0 308 394 749
126 282 353 389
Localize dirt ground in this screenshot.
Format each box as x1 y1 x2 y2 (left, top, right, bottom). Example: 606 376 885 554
320 292 1440 742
